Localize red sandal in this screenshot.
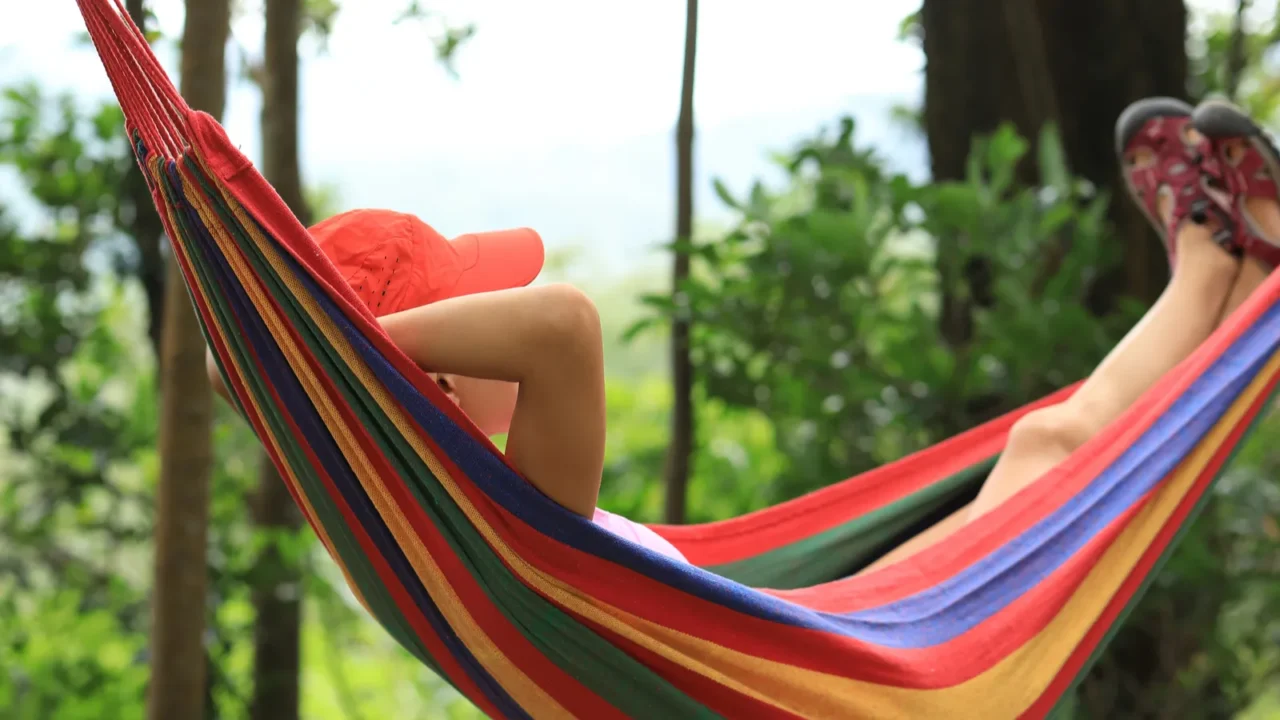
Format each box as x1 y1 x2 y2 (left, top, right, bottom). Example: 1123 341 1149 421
1192 99 1280 268
1116 97 1239 266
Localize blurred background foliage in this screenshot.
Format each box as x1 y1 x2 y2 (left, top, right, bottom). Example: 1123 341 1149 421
4 1 1280 718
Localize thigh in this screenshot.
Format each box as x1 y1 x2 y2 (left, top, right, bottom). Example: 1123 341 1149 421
502 336 608 520
858 503 971 574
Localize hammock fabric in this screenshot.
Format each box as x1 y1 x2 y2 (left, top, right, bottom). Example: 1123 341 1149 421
78 2 1280 717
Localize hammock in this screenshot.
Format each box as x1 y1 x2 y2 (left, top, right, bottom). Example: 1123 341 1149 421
78 2 1280 717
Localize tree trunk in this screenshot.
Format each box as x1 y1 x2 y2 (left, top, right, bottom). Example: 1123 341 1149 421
249 1 309 718
249 463 304 720
147 1 229 719
1225 0 1251 100
922 0 1187 309
663 0 699 524
124 0 167 359
922 0 1230 712
923 0 1025 356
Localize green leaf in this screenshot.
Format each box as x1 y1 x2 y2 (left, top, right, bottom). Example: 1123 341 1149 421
1038 202 1075 236
987 123 1029 169
713 177 742 210
929 183 983 230
637 292 675 312
896 10 922 42
1037 123 1071 196
621 316 662 343
747 181 770 217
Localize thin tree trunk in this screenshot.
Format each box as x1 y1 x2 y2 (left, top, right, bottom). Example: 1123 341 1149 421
124 0 167 359
147 1 229 719
664 0 698 524
1225 0 1251 100
250 1 309 717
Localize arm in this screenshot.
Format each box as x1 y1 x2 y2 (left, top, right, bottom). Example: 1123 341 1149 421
207 347 233 406
380 283 606 518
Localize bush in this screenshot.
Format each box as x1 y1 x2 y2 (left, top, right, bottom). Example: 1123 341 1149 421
639 117 1134 496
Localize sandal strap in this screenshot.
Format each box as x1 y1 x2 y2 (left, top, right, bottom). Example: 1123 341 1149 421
1216 137 1279 199
1206 134 1280 267
1124 117 1240 264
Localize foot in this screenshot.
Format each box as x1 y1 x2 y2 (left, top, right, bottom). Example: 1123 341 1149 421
1116 97 1240 266
1191 99 1280 268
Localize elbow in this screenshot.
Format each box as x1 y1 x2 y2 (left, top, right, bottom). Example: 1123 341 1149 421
205 347 229 402
205 347 221 386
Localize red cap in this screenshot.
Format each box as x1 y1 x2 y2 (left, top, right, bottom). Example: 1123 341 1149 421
310 209 545 317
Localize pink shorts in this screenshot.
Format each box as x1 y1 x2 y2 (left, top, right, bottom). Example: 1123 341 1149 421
592 508 689 563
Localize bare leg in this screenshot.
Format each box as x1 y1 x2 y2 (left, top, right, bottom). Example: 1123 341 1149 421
1221 255 1271 319
863 108 1280 575
966 220 1239 518
861 212 1240 573
861 504 969 572
1217 188 1280 319
379 283 608 519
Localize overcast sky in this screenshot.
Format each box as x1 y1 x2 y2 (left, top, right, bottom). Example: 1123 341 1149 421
0 0 1256 273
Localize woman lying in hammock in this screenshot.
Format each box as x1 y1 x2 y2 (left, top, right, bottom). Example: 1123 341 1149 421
208 98 1279 570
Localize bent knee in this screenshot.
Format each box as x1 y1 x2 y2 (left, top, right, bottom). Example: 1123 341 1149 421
1006 406 1094 459
534 283 602 361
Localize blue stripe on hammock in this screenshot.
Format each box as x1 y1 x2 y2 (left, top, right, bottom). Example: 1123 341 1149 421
175 172 530 720
280 212 1278 650
846 347 1261 630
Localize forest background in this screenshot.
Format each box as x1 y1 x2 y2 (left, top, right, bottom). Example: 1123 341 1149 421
2 1 1280 718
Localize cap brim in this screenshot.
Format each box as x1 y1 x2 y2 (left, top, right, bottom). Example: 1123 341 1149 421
448 228 545 297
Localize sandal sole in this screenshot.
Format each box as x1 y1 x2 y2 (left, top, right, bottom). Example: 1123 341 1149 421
1114 96 1194 155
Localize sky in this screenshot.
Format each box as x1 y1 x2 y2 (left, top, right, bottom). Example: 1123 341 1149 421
0 0 928 273
0 0 1257 274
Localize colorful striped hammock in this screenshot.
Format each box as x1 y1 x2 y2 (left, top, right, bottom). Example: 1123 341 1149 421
79 1 1280 717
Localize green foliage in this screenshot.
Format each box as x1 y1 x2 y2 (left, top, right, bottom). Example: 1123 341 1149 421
0 83 324 720
0 587 149 719
640 111 1280 714
8 7 1280 716
1188 5 1280 118
596 378 786 524
394 1 477 78
1135 406 1280 710
639 117 1132 496
303 0 343 45
0 86 160 719
0 84 137 376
